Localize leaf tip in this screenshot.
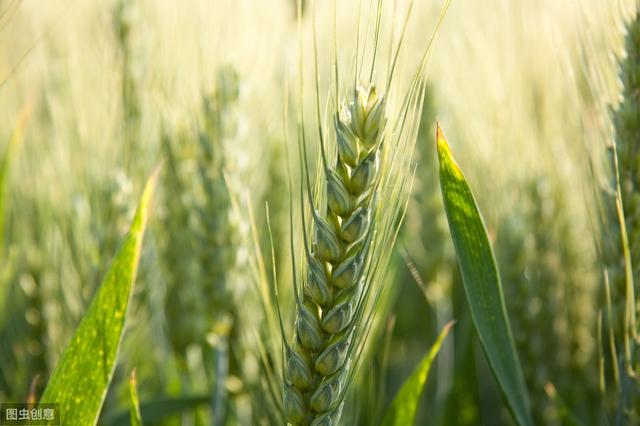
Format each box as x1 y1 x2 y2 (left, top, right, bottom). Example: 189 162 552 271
442 320 456 335
149 161 164 188
140 162 163 211
435 123 465 181
435 122 454 167
435 121 447 153
130 368 137 386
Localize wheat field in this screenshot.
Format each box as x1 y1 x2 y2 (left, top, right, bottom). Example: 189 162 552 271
0 0 638 425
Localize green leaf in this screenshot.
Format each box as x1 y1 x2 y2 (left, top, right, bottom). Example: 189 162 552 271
102 395 210 426
382 321 454 426
39 167 159 426
436 125 532 426
129 370 142 426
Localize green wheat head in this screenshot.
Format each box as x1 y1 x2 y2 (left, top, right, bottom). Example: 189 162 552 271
160 70 241 360
283 85 389 425
274 2 450 423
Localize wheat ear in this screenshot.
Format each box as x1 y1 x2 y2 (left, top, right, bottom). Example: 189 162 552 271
283 84 386 426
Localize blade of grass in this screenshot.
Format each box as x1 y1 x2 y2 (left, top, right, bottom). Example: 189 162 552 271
129 370 142 426
611 141 636 371
38 166 160 426
382 321 454 426
436 124 532 426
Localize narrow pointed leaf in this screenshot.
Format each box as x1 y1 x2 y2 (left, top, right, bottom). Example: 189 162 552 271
382 321 454 426
436 125 532 426
39 168 160 426
129 370 142 426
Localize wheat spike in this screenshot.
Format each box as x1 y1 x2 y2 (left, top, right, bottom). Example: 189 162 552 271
283 84 386 425
161 71 241 361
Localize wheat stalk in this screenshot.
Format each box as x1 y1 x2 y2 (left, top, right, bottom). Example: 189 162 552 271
611 6 639 298
113 0 142 177
600 5 640 421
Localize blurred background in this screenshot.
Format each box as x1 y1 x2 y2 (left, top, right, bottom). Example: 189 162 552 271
0 0 634 424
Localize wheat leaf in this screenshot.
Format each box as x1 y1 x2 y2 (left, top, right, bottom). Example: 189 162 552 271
129 370 142 426
436 124 532 426
382 321 454 426
38 167 159 426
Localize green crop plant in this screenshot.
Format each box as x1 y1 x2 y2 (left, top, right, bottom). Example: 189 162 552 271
599 4 640 423
158 67 246 424
274 2 452 424
282 83 393 425
0 196 51 401
0 1 635 425
113 0 143 177
496 176 597 423
612 9 640 285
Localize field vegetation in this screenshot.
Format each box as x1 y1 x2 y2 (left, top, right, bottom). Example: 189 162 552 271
0 0 638 425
